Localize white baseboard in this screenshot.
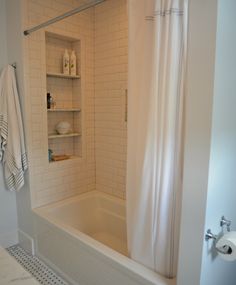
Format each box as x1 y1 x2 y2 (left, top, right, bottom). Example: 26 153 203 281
18 229 35 255
0 230 18 248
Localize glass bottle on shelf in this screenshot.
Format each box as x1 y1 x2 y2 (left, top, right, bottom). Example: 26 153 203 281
63 49 70 75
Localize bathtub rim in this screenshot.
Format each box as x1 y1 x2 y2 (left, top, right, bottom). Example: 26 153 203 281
33 190 126 215
33 191 175 285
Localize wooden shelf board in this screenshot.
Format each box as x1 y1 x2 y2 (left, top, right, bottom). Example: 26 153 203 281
47 108 81 112
46 72 80 79
49 155 81 163
48 132 81 139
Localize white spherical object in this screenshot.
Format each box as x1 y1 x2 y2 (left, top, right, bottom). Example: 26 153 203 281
56 121 72 135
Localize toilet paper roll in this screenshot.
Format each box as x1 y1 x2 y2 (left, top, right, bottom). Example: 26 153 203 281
216 231 236 261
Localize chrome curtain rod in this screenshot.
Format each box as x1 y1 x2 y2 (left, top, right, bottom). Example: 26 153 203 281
23 0 106 36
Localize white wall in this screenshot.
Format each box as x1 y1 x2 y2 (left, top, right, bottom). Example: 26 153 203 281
200 1 236 284
6 0 35 253
177 1 218 284
0 0 18 248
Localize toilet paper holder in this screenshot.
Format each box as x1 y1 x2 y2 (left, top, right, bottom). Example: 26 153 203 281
205 216 232 255
205 216 231 241
205 229 218 241
205 229 232 255
220 216 231 232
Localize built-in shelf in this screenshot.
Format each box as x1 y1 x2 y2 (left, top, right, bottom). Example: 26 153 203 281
48 132 81 139
46 32 82 161
49 155 79 163
47 108 81 112
46 72 80 79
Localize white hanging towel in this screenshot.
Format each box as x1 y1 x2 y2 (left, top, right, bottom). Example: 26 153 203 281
0 65 27 191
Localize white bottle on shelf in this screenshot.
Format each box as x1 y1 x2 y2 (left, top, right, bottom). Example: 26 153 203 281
70 50 77 76
63 49 69 75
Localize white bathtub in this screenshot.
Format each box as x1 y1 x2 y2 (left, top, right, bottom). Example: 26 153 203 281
33 191 175 285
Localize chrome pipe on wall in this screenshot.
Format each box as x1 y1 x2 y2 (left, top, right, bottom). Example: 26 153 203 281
23 0 106 36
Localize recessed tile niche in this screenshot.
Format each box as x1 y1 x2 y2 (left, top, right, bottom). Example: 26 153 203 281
45 32 82 161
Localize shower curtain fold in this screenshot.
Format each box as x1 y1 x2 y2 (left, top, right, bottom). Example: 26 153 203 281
126 0 187 278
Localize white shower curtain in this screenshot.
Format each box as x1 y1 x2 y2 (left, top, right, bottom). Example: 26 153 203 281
127 0 187 278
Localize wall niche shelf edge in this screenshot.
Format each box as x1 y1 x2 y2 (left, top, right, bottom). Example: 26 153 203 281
48 133 81 139
47 109 81 112
46 72 80 79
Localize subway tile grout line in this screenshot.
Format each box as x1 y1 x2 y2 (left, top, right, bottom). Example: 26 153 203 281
6 245 70 285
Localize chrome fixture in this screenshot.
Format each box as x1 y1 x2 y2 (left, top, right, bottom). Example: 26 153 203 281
205 215 233 256
205 229 232 255
125 89 128 123
220 216 231 232
205 229 217 241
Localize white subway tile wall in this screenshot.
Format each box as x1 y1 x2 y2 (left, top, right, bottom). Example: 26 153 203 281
23 0 95 207
94 0 128 199
22 0 127 207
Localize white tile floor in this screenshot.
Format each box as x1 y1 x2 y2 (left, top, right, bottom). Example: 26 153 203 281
7 245 69 285
0 246 39 285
